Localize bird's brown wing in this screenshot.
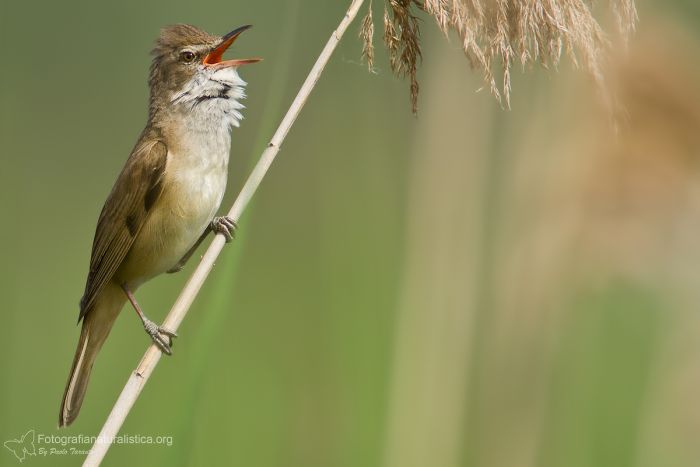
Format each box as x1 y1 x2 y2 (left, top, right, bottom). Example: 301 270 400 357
78 136 168 322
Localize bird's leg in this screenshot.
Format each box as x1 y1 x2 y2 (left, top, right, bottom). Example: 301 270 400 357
167 216 237 274
121 284 178 355
210 216 237 243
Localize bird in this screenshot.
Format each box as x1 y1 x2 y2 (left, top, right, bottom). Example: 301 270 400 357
58 23 261 427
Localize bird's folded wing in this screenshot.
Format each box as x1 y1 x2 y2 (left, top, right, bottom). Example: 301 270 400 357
78 137 168 321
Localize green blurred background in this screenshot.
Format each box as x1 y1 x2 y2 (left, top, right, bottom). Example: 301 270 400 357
2 0 700 466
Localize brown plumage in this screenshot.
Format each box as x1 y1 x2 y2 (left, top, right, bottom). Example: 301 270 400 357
78 137 167 321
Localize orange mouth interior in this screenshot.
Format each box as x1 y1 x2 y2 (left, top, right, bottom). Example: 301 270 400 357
203 25 262 68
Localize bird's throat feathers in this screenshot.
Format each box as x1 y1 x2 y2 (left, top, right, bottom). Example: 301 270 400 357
162 66 247 130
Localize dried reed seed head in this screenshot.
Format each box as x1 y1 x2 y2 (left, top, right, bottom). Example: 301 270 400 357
383 0 423 112
363 0 638 111
360 1 376 71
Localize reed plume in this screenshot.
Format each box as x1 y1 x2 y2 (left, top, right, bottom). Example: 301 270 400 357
365 0 638 111
360 0 376 71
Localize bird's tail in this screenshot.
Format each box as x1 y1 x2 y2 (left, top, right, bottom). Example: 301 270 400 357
59 283 124 427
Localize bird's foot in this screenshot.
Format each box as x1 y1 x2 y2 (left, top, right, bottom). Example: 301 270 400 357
211 216 237 243
143 319 178 355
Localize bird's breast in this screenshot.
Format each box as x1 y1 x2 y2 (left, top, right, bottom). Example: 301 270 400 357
125 138 230 284
165 145 228 222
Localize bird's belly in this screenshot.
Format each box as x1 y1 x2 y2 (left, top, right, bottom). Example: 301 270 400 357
120 160 227 286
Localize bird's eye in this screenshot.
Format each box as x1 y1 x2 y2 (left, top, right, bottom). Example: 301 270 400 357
180 51 196 63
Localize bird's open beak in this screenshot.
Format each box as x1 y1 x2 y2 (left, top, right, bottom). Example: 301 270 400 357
203 25 262 68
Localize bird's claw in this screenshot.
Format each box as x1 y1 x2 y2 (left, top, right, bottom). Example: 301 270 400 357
211 216 237 243
143 319 177 355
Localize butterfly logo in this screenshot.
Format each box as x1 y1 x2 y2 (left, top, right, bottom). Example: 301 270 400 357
3 429 36 463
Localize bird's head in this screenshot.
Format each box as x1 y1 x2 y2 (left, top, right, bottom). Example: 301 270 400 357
148 24 261 126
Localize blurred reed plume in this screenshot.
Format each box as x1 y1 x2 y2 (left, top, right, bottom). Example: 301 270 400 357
363 0 637 111
360 1 376 71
